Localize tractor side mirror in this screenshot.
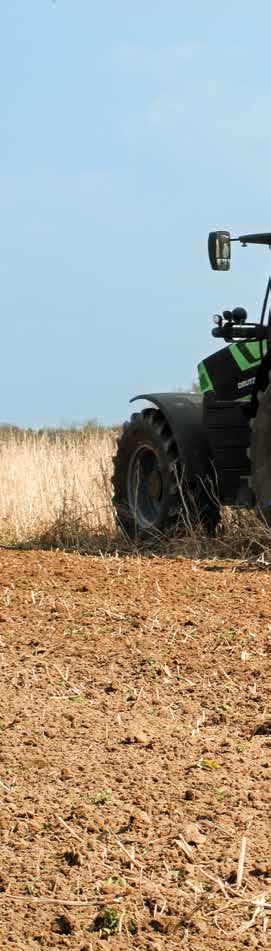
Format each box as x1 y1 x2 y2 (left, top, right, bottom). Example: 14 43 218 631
208 231 231 271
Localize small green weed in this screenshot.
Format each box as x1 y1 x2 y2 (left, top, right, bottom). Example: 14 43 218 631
88 787 113 805
199 757 220 770
214 787 226 801
236 743 246 753
64 626 89 638
143 657 161 674
219 629 238 642
106 875 126 888
91 906 120 935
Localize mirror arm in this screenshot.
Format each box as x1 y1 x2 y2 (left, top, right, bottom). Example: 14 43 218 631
234 233 271 247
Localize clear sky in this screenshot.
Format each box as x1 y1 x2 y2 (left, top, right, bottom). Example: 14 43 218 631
1 0 271 426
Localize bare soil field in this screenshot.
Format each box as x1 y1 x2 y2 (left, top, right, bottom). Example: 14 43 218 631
0 549 270 950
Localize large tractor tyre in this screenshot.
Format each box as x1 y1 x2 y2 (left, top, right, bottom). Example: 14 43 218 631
112 407 219 541
250 380 271 526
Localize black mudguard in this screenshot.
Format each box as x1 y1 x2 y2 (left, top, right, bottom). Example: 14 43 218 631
131 392 212 481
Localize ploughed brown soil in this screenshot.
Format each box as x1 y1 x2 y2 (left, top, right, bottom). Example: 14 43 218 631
0 550 270 950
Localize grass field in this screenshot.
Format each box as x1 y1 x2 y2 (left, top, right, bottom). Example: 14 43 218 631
0 427 116 550
0 426 269 560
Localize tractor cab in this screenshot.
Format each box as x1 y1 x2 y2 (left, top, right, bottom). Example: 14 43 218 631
198 232 271 403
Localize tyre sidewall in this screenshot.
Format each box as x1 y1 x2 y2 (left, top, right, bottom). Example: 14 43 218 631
113 417 178 539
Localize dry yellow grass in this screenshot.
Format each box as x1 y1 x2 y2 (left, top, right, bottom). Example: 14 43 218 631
0 427 269 559
0 429 117 550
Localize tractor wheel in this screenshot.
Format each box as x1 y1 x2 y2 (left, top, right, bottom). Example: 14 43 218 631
250 380 271 525
112 407 219 541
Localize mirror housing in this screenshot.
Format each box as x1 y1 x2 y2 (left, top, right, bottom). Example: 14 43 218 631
208 231 231 270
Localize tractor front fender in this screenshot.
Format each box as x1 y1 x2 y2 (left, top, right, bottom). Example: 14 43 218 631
131 392 212 481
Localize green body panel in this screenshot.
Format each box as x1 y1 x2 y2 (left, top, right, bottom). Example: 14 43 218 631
230 340 267 371
198 361 213 393
198 340 268 396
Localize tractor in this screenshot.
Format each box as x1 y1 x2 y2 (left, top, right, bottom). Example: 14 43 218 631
112 231 271 538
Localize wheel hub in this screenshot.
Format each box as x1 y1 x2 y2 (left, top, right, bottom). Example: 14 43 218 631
127 445 164 527
148 469 162 500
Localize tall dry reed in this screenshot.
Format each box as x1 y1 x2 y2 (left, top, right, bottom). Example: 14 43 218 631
0 429 117 550
0 428 269 559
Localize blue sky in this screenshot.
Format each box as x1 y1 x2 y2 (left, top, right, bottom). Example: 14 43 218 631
1 0 271 426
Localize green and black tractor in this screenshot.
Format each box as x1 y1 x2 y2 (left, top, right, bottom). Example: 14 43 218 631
112 231 271 538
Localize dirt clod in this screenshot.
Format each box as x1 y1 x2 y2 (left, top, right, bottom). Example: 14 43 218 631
53 914 75 935
63 849 82 867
